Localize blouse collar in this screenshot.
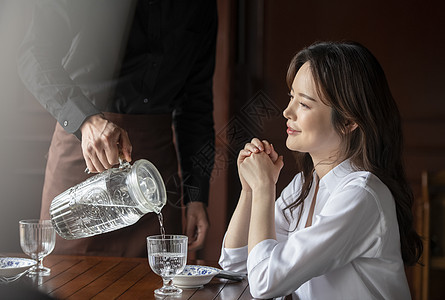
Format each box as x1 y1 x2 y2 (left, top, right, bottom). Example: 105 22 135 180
318 159 356 194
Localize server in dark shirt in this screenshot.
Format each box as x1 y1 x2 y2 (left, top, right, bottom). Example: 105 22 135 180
18 0 216 257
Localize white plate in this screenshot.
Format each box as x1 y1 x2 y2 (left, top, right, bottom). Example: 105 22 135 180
173 265 221 288
0 257 36 277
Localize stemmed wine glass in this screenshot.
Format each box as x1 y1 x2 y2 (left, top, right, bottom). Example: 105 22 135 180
147 235 187 296
19 219 56 276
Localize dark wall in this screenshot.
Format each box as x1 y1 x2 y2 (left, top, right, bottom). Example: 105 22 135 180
260 0 445 195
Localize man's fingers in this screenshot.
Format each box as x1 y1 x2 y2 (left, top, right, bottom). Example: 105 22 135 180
97 148 113 170
100 124 122 166
185 202 209 251
83 155 96 174
119 129 132 162
87 152 105 173
188 228 207 251
103 143 119 166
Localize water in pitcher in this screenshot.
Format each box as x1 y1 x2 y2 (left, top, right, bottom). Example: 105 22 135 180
51 172 139 239
50 159 167 240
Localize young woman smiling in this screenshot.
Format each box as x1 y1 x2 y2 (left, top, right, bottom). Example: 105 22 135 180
219 41 422 300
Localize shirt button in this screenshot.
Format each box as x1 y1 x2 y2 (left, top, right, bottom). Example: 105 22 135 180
63 120 68 127
143 98 149 104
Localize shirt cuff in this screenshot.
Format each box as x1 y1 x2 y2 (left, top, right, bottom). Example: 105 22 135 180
58 95 101 136
247 239 278 273
219 246 249 273
218 232 249 273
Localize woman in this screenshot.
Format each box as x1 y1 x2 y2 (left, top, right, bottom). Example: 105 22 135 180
219 41 422 299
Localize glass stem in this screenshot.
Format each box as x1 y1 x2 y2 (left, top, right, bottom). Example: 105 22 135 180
162 277 173 289
37 257 44 269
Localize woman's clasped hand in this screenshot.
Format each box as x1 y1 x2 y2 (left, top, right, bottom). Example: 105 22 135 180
237 138 284 192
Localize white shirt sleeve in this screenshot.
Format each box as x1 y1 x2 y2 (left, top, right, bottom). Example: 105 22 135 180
246 176 383 299
218 175 300 273
218 233 249 273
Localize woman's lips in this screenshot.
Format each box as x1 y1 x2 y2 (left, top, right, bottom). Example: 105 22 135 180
286 126 299 135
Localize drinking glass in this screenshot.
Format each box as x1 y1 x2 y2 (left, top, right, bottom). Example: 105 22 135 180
147 235 187 296
19 219 56 276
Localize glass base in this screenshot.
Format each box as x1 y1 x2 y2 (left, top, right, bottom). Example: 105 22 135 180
154 285 183 296
28 265 51 276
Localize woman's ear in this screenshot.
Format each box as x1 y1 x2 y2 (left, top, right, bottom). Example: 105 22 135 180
345 121 358 132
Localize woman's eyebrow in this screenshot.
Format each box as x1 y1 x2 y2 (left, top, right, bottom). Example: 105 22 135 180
298 92 317 102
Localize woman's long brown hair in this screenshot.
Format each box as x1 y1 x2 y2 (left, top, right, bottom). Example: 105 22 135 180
285 41 422 265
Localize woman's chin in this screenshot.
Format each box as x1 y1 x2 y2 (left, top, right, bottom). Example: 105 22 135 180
285 140 300 152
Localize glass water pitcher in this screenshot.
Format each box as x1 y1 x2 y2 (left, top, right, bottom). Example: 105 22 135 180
49 159 166 240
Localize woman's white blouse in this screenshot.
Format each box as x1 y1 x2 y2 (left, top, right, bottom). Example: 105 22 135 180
219 160 411 300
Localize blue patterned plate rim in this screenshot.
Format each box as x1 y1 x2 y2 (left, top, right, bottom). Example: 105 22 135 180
0 257 36 269
177 265 221 277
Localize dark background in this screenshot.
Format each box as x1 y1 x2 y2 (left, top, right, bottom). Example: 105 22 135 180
1 1 444 299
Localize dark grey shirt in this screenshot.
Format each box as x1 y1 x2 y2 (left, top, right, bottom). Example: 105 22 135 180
18 0 217 204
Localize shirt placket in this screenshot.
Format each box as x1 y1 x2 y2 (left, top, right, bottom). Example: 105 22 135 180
142 0 162 103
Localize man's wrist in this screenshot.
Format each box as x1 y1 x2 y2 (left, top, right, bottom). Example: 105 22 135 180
186 201 207 208
83 113 105 125
80 113 105 133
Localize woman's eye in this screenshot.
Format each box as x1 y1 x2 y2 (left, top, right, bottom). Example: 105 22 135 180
299 102 309 109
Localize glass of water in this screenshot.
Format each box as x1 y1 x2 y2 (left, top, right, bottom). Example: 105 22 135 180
147 235 187 296
19 219 56 276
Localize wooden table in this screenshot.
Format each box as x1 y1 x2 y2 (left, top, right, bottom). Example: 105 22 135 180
5 254 254 299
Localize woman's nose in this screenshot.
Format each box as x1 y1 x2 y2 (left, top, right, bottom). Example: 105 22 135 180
283 103 293 120
283 108 289 119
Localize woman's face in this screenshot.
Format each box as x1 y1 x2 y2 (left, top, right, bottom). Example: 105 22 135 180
283 62 342 161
